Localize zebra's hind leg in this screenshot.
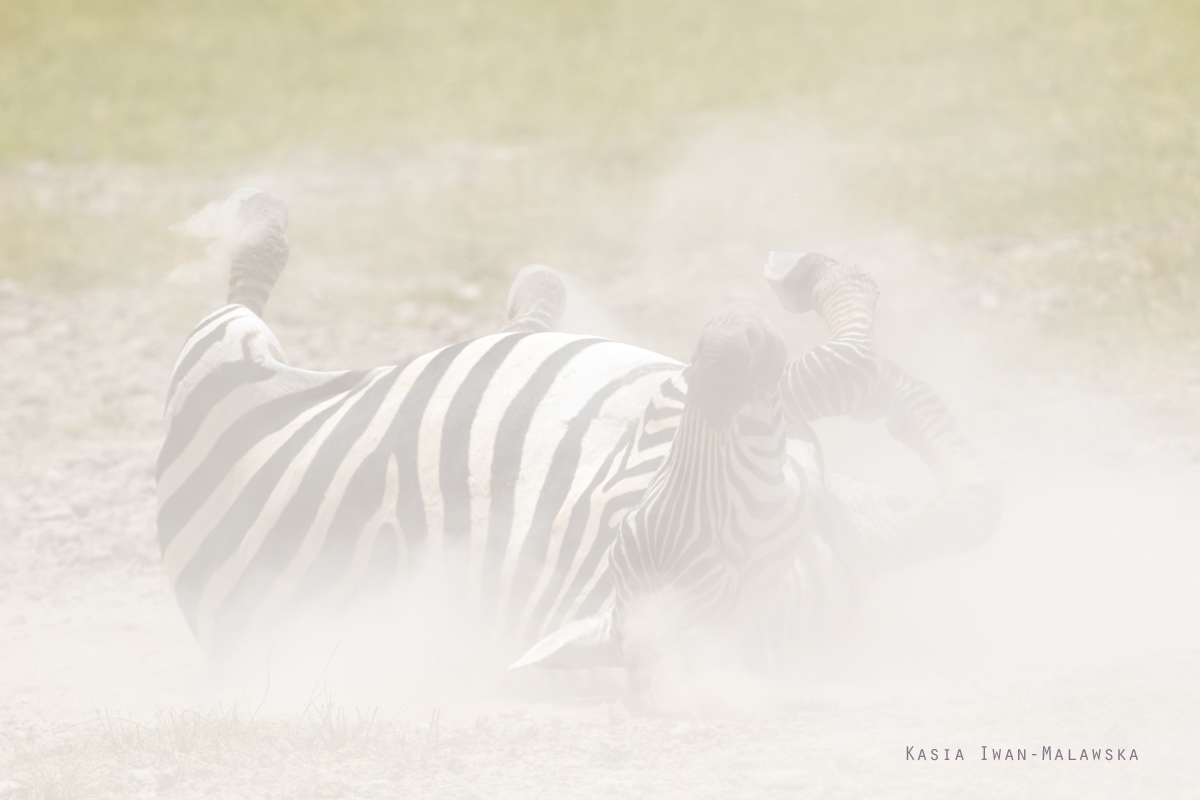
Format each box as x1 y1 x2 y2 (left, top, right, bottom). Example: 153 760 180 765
225 189 290 319
764 251 1000 560
764 252 882 423
501 264 567 333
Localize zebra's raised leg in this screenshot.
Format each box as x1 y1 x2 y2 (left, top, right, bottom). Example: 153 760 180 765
501 264 568 333
764 252 882 424
225 188 289 319
764 252 1001 567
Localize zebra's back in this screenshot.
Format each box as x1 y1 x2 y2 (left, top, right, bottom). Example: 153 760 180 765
157 304 681 655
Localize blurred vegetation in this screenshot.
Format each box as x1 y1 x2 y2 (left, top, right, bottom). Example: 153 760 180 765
0 0 1197 368
6 697 454 799
1 0 866 161
1 0 1196 217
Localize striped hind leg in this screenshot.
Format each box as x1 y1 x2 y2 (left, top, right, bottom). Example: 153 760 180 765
764 253 1001 567
501 264 567 333
224 189 290 319
764 252 882 423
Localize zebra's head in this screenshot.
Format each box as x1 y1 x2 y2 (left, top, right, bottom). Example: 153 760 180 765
615 306 803 672
511 304 807 680
683 302 788 426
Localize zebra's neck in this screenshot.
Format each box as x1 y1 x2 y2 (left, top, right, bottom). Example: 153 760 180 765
610 387 806 635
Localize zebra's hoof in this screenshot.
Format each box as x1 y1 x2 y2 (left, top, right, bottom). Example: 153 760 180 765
764 251 842 314
226 189 289 318
230 189 288 244
504 264 568 333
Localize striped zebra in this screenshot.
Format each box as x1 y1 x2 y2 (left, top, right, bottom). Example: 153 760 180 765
157 189 1001 678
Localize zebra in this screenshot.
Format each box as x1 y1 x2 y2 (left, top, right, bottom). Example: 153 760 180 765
157 188 1001 680
506 256 1001 674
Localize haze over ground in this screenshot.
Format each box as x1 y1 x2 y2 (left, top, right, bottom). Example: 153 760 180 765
0 1 1197 797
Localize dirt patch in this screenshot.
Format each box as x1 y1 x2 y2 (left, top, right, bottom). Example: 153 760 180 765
2 241 1198 798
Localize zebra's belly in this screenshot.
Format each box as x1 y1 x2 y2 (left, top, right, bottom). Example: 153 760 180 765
158 315 680 654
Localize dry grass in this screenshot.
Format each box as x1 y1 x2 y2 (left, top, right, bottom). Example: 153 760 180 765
5 693 419 800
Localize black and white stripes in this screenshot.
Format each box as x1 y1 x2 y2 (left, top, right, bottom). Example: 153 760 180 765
157 190 1001 680
607 306 805 658
158 302 678 655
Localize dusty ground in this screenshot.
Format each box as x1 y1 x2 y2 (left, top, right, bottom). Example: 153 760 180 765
3 2 1199 796
1 158 1198 799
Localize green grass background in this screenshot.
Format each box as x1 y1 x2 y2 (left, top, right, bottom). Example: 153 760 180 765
0 0 1197 363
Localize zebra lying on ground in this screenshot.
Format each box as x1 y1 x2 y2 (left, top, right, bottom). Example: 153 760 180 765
157 189 1001 683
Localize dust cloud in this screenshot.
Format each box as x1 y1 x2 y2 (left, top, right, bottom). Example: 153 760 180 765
2 98 1198 800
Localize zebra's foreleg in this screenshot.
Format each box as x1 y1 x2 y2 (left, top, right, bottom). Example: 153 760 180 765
764 252 882 423
501 264 568 333
873 358 1002 560
802 358 1002 582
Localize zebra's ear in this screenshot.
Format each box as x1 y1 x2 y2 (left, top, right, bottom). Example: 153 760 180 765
508 608 624 670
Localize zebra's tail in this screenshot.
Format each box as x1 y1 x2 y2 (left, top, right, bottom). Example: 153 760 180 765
224 188 290 318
